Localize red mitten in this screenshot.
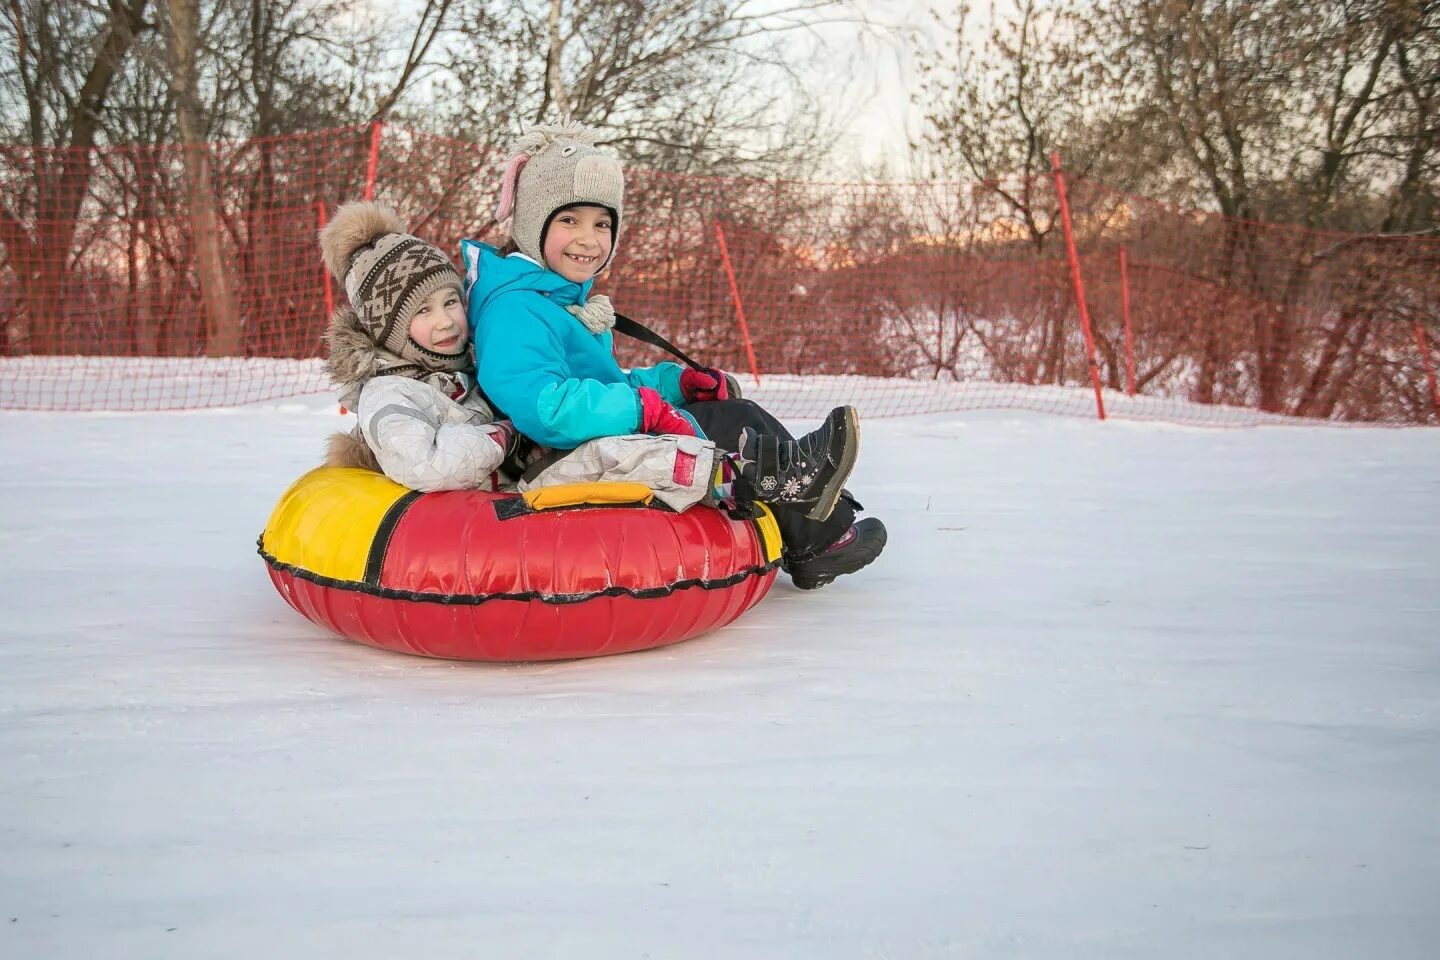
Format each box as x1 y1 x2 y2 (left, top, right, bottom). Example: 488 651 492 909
637 387 701 437
679 366 732 403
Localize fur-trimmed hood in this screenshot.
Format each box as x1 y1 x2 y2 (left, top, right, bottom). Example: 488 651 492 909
325 305 388 392
323 303 474 412
322 306 389 474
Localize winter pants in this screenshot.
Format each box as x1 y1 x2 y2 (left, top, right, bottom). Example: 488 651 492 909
682 398 855 561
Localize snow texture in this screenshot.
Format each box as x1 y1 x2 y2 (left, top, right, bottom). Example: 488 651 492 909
2 396 1438 959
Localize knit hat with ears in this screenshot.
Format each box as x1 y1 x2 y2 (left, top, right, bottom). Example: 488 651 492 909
494 124 625 273
319 201 467 368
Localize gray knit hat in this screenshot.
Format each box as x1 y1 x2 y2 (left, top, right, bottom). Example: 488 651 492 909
318 202 466 366
495 124 625 272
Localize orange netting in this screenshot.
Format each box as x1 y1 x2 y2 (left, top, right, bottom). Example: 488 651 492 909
2 125 1437 424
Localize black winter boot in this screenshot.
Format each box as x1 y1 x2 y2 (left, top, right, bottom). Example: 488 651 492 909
786 517 887 589
735 405 860 522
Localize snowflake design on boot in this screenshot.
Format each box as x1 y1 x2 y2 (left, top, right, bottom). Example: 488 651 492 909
782 473 814 499
734 407 859 521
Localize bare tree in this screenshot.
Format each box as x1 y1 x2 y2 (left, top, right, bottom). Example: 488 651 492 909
1102 0 1439 409
1093 0 1438 230
916 1 1068 250
0 0 152 353
1379 1 1439 232
163 0 242 355
913 0 1172 251
440 0 869 177
917 0 1438 230
1 0 467 355
910 0 1439 412
368 0 457 122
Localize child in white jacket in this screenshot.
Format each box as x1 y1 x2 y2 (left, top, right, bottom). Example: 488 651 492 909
320 202 516 493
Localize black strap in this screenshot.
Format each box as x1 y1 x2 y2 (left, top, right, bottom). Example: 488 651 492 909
612 312 705 370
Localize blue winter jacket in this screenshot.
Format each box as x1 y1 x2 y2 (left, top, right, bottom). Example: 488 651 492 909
461 241 693 449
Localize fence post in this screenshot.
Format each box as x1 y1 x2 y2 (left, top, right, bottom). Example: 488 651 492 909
713 221 761 386
1050 152 1107 421
362 121 384 202
1119 246 1136 396
1414 322 1440 423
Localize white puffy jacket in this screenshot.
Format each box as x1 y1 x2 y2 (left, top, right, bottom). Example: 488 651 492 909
354 375 509 493
519 432 718 513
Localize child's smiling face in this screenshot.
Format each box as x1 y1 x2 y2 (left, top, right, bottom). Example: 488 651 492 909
542 205 614 283
408 286 467 354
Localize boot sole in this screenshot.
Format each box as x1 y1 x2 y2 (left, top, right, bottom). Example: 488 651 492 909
791 518 887 589
804 405 860 521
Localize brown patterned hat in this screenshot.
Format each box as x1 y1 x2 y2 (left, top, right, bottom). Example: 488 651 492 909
319 202 466 366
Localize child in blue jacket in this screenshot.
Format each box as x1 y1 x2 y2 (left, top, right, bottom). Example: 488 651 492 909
465 125 886 589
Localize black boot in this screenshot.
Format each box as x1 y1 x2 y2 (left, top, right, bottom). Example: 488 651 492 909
786 517 887 589
735 405 860 522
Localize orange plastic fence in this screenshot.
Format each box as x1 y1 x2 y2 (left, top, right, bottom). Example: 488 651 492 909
2 125 1437 424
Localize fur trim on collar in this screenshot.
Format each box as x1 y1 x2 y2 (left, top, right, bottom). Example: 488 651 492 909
325 305 388 388
325 427 382 473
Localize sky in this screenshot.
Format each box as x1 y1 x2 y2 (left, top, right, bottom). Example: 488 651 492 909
779 0 969 176
794 0 933 174
723 0 1006 176
373 0 1001 176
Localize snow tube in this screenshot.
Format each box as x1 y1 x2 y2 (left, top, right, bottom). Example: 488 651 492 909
258 467 782 661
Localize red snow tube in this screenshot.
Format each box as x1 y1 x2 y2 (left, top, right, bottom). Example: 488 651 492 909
258 467 782 661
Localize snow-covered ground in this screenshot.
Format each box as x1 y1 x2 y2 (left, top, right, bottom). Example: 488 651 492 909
2 397 1438 959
